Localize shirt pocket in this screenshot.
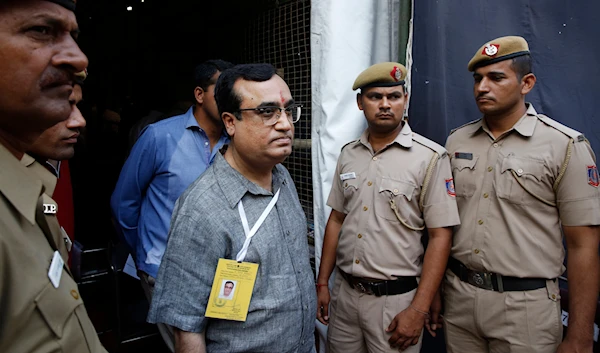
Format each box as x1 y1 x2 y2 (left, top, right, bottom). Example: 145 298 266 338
497 156 550 206
376 177 417 222
35 281 95 353
342 178 360 213
451 155 479 198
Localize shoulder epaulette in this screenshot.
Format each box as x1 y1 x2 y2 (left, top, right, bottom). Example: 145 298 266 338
449 119 481 135
340 139 359 151
412 133 447 158
537 114 585 142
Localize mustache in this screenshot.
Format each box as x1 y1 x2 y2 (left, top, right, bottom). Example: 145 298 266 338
39 69 74 89
476 93 495 101
272 133 293 141
376 112 395 117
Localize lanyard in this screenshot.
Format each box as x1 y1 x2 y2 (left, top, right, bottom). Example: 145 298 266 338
236 189 280 262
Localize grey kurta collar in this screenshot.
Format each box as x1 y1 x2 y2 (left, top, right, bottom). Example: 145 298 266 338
214 152 286 209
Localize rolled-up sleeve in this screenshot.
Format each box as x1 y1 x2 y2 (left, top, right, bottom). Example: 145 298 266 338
422 154 461 229
556 140 600 226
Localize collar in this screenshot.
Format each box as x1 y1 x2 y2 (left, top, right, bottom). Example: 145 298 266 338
359 121 413 150
466 103 538 137
214 152 285 208
184 106 201 130
185 106 230 139
395 122 413 148
20 154 57 196
0 145 44 224
511 103 538 137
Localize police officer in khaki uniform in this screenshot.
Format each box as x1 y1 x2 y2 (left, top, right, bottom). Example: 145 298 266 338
0 1 107 352
443 36 600 353
316 62 460 352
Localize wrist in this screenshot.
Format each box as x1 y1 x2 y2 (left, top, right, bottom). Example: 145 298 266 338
408 304 430 317
315 283 328 290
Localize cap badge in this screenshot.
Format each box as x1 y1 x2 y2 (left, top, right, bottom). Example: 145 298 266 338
390 66 402 82
482 43 500 57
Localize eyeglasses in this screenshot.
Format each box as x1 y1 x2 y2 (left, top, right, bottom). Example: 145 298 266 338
237 104 302 126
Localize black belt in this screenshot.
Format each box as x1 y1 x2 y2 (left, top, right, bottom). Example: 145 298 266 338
338 268 418 297
448 257 550 292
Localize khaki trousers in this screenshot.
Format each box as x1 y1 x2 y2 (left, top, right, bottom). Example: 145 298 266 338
327 271 423 353
139 271 175 353
443 269 562 353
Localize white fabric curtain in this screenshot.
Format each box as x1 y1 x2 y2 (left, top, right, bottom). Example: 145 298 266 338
310 0 402 350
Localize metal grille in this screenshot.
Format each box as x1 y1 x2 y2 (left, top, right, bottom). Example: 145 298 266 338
242 0 313 227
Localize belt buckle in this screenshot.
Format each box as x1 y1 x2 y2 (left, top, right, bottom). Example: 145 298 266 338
355 282 373 295
467 271 494 290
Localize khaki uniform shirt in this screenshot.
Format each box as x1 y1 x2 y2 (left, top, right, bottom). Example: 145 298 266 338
446 104 600 278
0 144 107 353
327 123 460 279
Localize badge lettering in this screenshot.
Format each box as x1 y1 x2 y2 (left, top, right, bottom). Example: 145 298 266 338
43 203 57 214
340 172 357 181
48 251 64 288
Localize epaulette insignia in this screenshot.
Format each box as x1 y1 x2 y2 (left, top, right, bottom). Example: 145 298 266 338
412 133 447 158
449 119 481 135
340 139 359 151
537 114 584 141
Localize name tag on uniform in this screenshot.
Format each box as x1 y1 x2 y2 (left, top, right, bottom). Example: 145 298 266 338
454 152 473 160
340 172 357 181
48 251 64 288
205 258 259 322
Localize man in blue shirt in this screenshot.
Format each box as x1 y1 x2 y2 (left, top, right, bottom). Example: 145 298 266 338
111 59 233 351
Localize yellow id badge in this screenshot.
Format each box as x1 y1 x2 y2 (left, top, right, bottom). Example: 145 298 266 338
205 258 259 322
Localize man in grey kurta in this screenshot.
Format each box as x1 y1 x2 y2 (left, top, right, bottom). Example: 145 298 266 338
148 63 316 353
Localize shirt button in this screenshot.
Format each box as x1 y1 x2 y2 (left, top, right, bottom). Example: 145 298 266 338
493 143 498 148
363 206 368 211
483 193 489 198
372 157 378 161
474 249 480 254
355 259 360 264
205 142 208 146
487 166 493 172
478 219 484 225
551 294 557 300
345 182 348 187
367 181 373 186
393 188 399 194
286 231 290 235
517 168 524 175
70 289 79 300
358 234 362 239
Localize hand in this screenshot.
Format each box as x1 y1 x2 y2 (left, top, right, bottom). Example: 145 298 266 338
425 289 443 337
316 285 330 325
556 338 594 353
386 307 426 351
